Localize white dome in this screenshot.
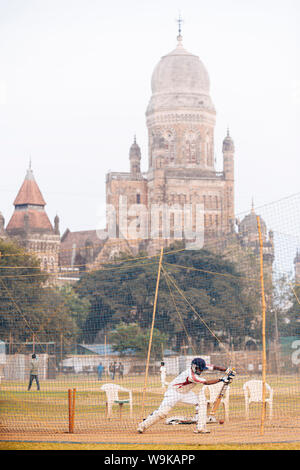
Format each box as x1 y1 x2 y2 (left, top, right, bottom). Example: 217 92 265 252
147 37 214 115
151 39 210 95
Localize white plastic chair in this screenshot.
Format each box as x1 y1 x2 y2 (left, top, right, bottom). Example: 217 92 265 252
243 379 273 419
202 382 230 422
101 383 133 419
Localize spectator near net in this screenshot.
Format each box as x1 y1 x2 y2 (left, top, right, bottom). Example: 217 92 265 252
27 354 40 391
160 361 168 388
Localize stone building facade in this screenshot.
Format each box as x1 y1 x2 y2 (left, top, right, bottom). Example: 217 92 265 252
1 32 279 277
101 33 235 261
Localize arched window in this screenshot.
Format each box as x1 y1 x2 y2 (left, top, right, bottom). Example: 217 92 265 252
50 257 55 272
184 130 201 164
206 133 213 166
163 130 176 164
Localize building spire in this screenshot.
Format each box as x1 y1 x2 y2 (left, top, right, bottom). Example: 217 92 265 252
26 156 35 181
176 12 183 44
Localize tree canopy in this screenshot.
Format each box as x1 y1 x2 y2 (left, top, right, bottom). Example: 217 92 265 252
75 247 261 351
0 239 87 345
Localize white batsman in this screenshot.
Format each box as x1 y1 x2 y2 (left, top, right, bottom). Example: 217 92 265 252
138 388 207 432
138 363 213 434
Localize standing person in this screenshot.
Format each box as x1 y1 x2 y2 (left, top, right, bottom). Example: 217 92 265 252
97 362 104 380
109 361 116 380
27 354 40 391
112 361 117 380
160 361 168 388
118 362 124 380
137 357 235 434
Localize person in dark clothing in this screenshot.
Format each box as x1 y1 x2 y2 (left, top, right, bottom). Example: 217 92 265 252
118 362 124 379
97 362 104 380
27 354 40 391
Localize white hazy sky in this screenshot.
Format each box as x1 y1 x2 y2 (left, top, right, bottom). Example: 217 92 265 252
0 0 299 236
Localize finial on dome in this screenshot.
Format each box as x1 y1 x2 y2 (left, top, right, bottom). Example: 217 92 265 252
176 12 184 44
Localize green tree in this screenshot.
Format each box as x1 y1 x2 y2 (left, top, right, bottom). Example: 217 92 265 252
109 322 169 359
285 284 300 337
0 239 79 345
57 284 91 339
0 239 48 340
75 246 260 350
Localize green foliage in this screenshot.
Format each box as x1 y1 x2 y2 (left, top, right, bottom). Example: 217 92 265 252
109 322 169 359
75 247 260 350
0 239 81 344
0 239 48 340
57 284 91 337
285 284 300 337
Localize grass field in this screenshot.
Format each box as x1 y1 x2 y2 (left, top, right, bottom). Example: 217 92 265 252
1 373 300 448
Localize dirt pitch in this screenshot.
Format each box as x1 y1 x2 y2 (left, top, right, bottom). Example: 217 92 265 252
1 415 300 448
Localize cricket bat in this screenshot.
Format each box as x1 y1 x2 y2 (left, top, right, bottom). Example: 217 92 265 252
209 368 235 417
209 381 228 416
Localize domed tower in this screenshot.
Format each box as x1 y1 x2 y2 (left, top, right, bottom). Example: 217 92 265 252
237 201 274 265
146 33 216 171
145 29 234 247
103 26 236 259
238 201 267 243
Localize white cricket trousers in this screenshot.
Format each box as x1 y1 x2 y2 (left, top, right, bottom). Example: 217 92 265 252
142 388 207 430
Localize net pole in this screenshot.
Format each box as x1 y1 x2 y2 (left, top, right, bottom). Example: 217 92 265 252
60 333 63 368
68 389 73 433
72 388 76 432
141 247 164 417
104 334 107 378
257 215 267 435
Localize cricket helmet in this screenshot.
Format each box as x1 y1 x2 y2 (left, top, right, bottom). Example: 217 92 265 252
191 357 207 375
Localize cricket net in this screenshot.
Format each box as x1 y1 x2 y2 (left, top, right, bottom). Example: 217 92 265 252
0 193 299 445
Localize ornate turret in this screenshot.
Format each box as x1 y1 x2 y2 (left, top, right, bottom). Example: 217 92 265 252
223 128 234 180
238 201 274 265
6 165 53 236
6 164 60 275
222 128 235 232
129 136 141 174
54 214 60 235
